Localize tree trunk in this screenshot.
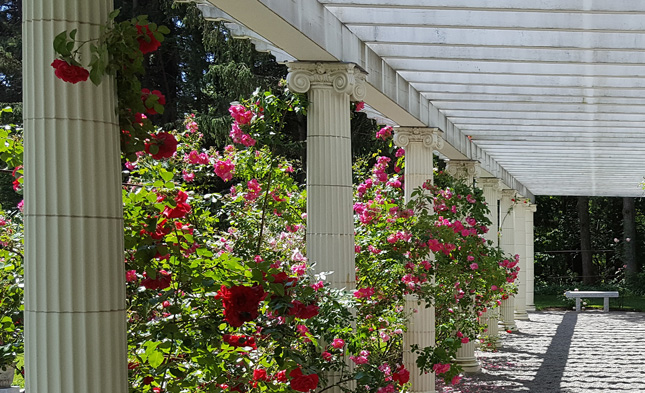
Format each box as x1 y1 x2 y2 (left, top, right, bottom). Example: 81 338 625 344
577 196 595 284
623 197 638 274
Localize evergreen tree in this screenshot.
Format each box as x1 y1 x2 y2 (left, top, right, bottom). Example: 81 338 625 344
0 0 22 106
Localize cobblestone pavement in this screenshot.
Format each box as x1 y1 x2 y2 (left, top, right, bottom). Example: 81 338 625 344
437 310 645 393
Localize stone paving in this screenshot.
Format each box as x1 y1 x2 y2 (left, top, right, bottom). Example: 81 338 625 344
437 310 645 393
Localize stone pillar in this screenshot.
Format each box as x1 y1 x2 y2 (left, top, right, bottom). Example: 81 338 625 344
445 160 481 373
287 62 366 392
445 159 479 187
513 202 529 320
478 179 503 340
499 190 517 331
394 127 443 393
394 127 442 201
287 62 366 290
525 203 537 311
479 178 503 247
23 1 128 392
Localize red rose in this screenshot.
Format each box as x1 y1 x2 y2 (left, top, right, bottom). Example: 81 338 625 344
141 88 166 115
51 59 89 84
222 334 257 349
271 272 298 290
275 370 288 383
392 365 410 385
253 368 268 381
151 219 172 240
145 132 177 160
216 285 266 327
289 368 319 392
136 24 162 54
289 300 319 320
141 270 172 290
162 202 191 219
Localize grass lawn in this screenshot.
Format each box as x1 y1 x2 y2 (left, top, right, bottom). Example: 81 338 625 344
535 294 645 312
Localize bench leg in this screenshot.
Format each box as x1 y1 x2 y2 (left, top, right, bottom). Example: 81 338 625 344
576 298 581 312
604 297 609 312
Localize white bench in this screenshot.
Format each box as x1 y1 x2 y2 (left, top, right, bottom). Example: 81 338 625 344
564 290 619 312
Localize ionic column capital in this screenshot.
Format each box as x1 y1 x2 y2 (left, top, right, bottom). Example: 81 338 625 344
501 189 519 199
286 61 367 101
527 203 538 213
445 159 479 181
478 177 504 192
393 127 444 150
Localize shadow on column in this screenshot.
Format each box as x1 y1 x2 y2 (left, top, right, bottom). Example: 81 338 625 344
526 311 578 392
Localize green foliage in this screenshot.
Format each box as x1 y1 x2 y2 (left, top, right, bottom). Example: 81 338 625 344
0 107 22 212
0 1 21 104
52 12 170 161
353 151 518 385
0 106 23 368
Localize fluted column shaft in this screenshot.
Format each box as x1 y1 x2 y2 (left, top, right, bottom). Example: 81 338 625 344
445 160 481 373
478 179 503 340
23 1 127 392
287 63 366 393
394 128 442 393
480 178 502 247
513 202 529 320
287 62 366 289
499 190 517 331
525 204 537 311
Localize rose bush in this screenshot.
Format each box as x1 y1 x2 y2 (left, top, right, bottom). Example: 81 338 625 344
4 79 521 391
20 14 528 389
0 107 24 379
51 10 170 161
352 130 518 385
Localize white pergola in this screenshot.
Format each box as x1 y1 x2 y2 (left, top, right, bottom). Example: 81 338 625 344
20 1 645 392
198 0 645 198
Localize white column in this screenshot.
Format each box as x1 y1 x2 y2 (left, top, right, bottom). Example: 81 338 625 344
445 160 481 373
23 1 127 392
287 63 365 392
525 203 537 311
287 62 366 290
499 190 517 331
394 127 443 393
513 202 529 320
394 127 442 201
479 178 503 247
445 159 479 187
478 179 503 340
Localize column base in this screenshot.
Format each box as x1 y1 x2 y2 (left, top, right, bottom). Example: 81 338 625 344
526 305 536 311
514 311 530 320
0 388 22 393
500 321 518 332
455 357 481 373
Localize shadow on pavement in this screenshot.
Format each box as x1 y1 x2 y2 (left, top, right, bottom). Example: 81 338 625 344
524 311 578 392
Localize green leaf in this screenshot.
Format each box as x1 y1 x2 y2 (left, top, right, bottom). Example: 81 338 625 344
69 29 77 40
157 25 170 35
153 103 164 114
108 9 120 20
159 169 173 182
89 67 102 86
53 31 70 56
147 350 164 369
196 248 213 258
269 283 285 297
66 41 75 54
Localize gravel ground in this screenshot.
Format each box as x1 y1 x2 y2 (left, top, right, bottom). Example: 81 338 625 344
437 310 645 393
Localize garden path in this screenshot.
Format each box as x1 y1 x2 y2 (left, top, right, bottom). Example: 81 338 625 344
438 310 645 392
